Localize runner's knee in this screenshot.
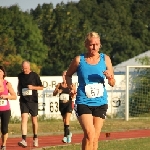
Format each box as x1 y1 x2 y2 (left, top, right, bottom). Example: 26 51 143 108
84 130 95 141
1 127 8 135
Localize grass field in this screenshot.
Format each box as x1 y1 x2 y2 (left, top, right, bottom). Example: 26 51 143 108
8 117 150 136
43 138 150 150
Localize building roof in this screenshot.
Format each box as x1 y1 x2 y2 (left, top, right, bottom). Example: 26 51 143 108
114 50 150 73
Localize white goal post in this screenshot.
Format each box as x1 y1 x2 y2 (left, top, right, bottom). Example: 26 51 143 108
125 65 150 121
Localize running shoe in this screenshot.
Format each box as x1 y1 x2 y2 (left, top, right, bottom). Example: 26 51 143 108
1 146 6 150
18 139 27 148
67 132 72 143
62 137 67 143
33 138 38 147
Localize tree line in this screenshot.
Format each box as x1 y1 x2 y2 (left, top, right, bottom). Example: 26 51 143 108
0 0 150 76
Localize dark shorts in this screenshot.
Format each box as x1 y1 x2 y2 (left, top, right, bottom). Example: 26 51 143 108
59 100 73 116
74 104 108 119
20 101 38 117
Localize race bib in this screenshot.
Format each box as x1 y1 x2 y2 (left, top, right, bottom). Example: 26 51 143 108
59 94 69 101
0 99 7 106
85 83 104 98
22 88 32 96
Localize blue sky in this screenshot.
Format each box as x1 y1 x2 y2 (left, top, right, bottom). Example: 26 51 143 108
0 0 79 11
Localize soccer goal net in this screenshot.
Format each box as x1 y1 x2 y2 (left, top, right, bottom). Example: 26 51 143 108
125 66 150 121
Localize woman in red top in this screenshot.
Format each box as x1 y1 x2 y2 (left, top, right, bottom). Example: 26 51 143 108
0 66 17 150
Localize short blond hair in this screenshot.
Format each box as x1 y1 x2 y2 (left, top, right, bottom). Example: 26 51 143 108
84 32 100 44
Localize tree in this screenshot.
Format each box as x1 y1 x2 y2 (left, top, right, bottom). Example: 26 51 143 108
0 54 41 76
0 5 48 74
1 0 150 75
31 2 90 75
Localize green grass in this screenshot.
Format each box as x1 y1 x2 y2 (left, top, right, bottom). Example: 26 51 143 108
8 117 150 136
42 138 150 150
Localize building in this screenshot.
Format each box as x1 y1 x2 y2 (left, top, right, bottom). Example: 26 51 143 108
114 50 150 74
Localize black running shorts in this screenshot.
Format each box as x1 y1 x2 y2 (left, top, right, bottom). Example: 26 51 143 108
20 101 38 117
59 100 73 116
74 104 108 119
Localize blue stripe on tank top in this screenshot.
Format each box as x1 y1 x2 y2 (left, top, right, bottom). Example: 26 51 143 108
76 53 108 106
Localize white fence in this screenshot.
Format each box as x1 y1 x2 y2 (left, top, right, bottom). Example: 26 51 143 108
6 75 126 120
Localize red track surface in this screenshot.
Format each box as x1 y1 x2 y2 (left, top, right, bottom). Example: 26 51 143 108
4 130 150 150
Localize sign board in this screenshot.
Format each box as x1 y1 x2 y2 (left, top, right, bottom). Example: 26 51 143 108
5 75 126 120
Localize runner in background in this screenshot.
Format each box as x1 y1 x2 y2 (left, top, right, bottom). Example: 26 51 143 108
17 61 43 148
0 66 17 150
53 70 76 143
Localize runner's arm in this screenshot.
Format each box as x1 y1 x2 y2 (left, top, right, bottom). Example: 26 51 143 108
1 82 17 100
65 56 79 90
53 83 60 96
105 55 115 87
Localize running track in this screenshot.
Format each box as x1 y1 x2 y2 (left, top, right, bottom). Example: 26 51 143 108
4 130 150 150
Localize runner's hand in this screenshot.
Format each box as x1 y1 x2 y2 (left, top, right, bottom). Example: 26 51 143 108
70 89 76 99
0 95 8 99
58 89 63 93
103 70 113 79
28 85 34 90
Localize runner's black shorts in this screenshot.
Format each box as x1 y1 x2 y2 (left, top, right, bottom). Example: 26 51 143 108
59 100 73 116
74 104 108 119
20 101 38 117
